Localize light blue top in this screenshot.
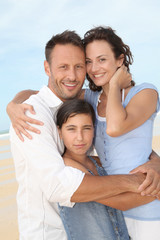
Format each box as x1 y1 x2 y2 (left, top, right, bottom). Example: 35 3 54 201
85 83 160 220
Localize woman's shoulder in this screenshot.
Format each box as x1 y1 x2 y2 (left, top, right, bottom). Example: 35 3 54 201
124 82 159 104
132 82 158 93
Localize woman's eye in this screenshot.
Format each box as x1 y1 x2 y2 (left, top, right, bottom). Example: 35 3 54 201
86 60 91 64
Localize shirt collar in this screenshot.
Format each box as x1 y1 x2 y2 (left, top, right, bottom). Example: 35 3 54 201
38 85 63 108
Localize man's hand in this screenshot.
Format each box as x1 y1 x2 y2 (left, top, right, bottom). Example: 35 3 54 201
6 101 44 141
130 151 160 198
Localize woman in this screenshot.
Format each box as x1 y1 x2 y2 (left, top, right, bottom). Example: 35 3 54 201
83 26 160 240
55 98 154 240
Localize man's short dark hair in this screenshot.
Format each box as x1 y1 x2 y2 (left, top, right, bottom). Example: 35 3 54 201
45 30 84 63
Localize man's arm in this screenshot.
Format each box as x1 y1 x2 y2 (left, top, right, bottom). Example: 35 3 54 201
71 173 145 203
7 90 43 141
63 157 155 210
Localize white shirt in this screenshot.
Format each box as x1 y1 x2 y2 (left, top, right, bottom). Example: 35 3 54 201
10 86 85 240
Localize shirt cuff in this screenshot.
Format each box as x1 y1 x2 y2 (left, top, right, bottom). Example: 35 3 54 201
49 166 85 207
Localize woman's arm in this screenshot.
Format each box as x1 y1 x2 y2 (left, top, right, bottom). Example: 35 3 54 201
106 67 158 137
130 150 160 197
64 156 155 211
97 192 155 211
6 90 43 141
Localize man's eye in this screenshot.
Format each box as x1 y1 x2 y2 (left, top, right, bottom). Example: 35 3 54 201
76 65 83 69
99 58 106 62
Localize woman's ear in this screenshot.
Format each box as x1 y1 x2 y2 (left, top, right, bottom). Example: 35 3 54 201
117 54 124 67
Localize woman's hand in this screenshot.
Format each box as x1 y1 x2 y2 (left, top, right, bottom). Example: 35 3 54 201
130 151 160 199
7 101 44 141
109 65 132 90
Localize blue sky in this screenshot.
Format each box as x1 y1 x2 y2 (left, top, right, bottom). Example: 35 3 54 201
1 0 160 131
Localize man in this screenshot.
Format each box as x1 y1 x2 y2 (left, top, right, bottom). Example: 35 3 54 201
8 30 160 239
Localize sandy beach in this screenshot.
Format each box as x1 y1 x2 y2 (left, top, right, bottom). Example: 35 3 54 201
0 135 18 240
0 115 160 239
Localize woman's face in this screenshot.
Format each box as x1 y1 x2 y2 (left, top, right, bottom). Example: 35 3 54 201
58 113 94 156
85 40 123 87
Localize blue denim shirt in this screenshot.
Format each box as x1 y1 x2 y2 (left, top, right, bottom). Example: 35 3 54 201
58 157 129 240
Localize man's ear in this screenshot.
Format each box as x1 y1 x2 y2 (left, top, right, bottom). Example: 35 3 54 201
117 54 124 67
44 60 51 77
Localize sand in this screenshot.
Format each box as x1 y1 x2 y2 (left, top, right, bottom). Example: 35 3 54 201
0 138 18 240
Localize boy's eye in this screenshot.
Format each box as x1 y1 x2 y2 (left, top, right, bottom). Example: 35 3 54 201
84 127 93 130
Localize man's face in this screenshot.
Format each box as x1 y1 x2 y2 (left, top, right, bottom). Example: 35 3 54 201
45 44 86 101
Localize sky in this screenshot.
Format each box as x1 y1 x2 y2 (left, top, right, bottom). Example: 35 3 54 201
1 0 160 131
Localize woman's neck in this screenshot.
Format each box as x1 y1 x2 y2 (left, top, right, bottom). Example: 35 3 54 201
102 83 109 96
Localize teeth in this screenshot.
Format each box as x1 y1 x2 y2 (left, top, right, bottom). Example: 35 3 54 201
64 83 76 87
94 74 104 78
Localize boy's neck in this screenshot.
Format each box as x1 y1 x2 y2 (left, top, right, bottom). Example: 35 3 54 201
63 150 88 166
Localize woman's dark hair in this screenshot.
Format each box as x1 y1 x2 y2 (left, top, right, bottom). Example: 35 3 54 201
83 26 135 91
56 99 95 129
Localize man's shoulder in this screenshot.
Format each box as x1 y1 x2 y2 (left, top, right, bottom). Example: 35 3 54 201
25 86 62 111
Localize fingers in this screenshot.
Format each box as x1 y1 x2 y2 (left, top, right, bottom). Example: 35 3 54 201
24 115 44 126
15 128 24 142
20 120 41 134
140 172 160 196
27 105 36 115
130 165 144 174
13 119 42 141
14 124 33 141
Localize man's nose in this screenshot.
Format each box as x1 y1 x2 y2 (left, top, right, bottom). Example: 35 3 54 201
67 68 76 81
